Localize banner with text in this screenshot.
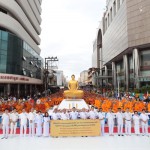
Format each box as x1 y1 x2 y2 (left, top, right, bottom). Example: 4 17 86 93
50 119 100 137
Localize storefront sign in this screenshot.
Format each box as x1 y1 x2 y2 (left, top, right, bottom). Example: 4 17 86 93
0 73 42 84
50 119 100 137
0 75 29 81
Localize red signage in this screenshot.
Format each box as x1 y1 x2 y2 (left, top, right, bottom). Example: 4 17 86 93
0 75 29 81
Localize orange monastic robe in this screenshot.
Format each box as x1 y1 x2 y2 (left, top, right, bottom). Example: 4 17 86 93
148 103 150 112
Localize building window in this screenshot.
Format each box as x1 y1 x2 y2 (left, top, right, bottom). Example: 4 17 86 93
140 50 150 70
1 40 8 50
2 32 8 41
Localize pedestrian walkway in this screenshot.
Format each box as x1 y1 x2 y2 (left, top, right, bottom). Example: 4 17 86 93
0 134 150 150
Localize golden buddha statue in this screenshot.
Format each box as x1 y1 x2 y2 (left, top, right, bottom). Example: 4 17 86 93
64 74 84 99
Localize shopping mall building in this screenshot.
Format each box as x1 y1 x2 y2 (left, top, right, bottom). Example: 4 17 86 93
92 0 150 91
0 0 43 97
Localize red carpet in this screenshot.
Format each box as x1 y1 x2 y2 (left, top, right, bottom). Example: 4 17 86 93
0 127 150 134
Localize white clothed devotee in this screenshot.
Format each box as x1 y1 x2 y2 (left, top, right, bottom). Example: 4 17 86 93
116 112 124 135
124 112 132 135
69 111 78 120
79 111 88 119
19 112 28 137
60 112 69 120
133 115 140 135
88 110 98 119
28 112 36 136
106 112 115 135
35 114 43 136
51 112 60 120
140 113 149 136
2 112 10 138
98 112 105 136
10 112 19 135
43 117 50 137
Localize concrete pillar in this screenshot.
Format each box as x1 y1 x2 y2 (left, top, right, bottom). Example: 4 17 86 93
133 48 140 89
112 62 117 89
104 65 108 76
104 65 108 85
97 47 100 68
25 84 27 95
30 85 32 96
99 48 103 73
17 84 20 98
7 84 11 96
123 54 129 90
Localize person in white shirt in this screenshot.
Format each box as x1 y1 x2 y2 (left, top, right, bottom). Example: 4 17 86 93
98 108 105 136
88 106 98 119
140 109 149 136
51 109 60 120
43 112 50 137
28 108 36 136
35 111 43 137
10 108 19 136
116 108 124 136
133 111 140 136
60 109 69 120
106 108 115 136
1 109 10 139
19 109 28 137
69 107 78 120
79 108 88 119
124 108 132 136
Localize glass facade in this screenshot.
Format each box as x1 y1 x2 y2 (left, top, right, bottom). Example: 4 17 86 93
0 29 43 79
140 50 150 76
139 50 150 86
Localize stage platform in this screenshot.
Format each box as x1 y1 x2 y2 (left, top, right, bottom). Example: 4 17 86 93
57 99 89 109
0 134 150 150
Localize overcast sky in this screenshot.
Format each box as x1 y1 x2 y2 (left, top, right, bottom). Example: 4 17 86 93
40 0 106 79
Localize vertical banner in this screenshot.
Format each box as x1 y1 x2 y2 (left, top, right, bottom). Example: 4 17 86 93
50 119 100 137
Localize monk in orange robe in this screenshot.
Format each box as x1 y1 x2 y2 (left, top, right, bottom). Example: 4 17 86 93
15 102 24 114
24 101 32 113
148 101 150 112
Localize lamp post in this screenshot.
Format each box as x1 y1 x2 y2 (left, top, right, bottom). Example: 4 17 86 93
45 57 58 70
44 57 59 96
43 69 49 96
99 59 113 93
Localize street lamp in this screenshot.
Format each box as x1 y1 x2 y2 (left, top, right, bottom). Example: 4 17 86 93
99 59 113 92
43 69 49 96
45 57 58 70
44 57 59 95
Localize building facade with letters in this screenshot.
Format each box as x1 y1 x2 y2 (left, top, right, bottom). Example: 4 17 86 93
0 0 43 97
93 0 150 91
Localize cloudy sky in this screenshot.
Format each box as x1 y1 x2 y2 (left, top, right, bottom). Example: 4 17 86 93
40 0 106 79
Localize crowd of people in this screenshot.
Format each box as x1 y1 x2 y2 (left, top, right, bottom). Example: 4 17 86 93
0 90 150 139
1 108 50 139
0 91 150 114
0 105 150 139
